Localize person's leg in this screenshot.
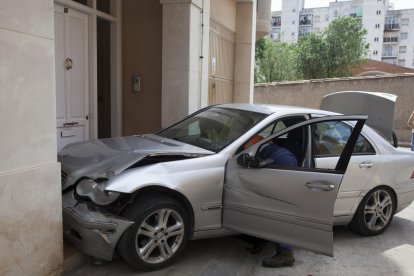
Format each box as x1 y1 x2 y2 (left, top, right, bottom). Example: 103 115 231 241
275 242 292 254
411 131 414 151
262 243 295 268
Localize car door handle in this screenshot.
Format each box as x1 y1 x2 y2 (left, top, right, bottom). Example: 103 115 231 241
305 182 335 191
359 161 373 169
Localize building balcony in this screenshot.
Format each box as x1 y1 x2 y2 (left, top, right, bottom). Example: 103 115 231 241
256 0 272 40
382 53 398 58
384 24 400 31
383 37 399 44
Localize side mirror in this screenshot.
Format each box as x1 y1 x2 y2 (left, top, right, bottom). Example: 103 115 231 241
237 153 261 168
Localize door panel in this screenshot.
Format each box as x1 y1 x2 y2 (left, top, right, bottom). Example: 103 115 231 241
67 12 88 121
224 166 343 255
222 115 367 256
55 7 66 124
55 4 89 151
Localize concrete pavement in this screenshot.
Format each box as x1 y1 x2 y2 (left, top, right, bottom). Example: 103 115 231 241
64 202 414 276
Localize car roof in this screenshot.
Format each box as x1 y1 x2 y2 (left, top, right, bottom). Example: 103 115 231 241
216 103 337 116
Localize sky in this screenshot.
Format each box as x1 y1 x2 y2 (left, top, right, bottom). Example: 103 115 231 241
271 0 414 11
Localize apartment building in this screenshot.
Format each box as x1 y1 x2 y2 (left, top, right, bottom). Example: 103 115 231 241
271 0 414 68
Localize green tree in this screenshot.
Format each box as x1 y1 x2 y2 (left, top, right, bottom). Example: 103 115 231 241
255 37 300 83
297 34 327 79
298 17 368 78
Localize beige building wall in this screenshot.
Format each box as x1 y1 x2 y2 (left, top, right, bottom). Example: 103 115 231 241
122 0 163 135
0 0 62 275
209 0 237 104
254 74 414 144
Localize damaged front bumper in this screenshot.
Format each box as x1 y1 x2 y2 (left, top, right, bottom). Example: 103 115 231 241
62 191 134 261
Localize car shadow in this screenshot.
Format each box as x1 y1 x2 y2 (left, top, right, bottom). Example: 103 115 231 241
64 208 414 276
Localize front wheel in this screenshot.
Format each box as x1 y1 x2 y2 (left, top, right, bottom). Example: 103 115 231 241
118 195 190 271
350 187 396 236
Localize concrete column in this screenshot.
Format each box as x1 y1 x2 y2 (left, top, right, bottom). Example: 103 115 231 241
0 0 62 275
234 0 256 103
160 0 210 128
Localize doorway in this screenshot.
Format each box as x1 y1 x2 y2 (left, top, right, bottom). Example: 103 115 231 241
54 0 122 150
55 4 89 151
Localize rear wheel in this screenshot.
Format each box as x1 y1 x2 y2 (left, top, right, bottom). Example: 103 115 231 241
118 195 190 271
350 187 396 236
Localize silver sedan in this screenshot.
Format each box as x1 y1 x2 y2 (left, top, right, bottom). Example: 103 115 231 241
59 103 414 271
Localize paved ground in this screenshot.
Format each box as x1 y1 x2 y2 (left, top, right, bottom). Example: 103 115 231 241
64 202 414 276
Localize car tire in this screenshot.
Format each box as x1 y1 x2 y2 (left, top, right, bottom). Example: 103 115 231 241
118 194 190 271
350 186 396 236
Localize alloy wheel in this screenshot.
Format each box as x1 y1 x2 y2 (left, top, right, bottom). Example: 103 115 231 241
135 208 185 264
363 189 393 231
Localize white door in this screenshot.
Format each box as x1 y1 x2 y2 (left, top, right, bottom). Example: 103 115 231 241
55 4 89 151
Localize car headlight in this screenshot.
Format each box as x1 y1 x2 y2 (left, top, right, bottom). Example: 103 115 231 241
76 178 120 206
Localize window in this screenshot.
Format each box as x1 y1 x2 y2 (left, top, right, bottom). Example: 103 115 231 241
334 10 339 17
373 50 378 56
292 20 295 25
383 45 395 56
314 15 320 22
272 16 281 27
259 117 306 139
401 18 409 26
159 107 266 153
400 32 408 40
299 26 312 36
299 14 313 25
376 10 381 15
399 46 407 53
383 36 398 43
375 23 380 29
398 59 405 66
291 32 295 36
292 9 296 12
314 121 375 157
374 37 379 42
242 116 307 154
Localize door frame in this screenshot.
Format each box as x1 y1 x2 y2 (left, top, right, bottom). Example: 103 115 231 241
54 0 122 139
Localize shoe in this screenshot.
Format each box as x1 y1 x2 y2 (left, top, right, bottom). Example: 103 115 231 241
247 240 267 254
262 251 295 268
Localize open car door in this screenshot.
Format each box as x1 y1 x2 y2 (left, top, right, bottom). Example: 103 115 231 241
222 115 367 256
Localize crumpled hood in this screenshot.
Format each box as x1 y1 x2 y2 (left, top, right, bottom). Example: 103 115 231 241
58 134 214 190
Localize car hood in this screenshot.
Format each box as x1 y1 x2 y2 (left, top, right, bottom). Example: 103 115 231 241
320 91 397 141
58 134 214 190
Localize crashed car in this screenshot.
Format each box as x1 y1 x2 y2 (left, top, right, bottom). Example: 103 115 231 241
60 102 414 271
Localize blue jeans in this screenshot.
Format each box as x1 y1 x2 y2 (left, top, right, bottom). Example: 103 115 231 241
411 131 414 151
275 242 292 253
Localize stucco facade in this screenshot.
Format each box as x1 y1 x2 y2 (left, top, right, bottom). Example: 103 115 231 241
0 0 62 275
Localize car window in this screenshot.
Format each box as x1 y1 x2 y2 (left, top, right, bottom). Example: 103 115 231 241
243 116 307 151
253 124 308 169
314 121 375 157
158 107 267 153
257 121 287 138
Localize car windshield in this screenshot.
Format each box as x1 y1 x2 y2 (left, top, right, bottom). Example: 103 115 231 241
158 107 267 153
